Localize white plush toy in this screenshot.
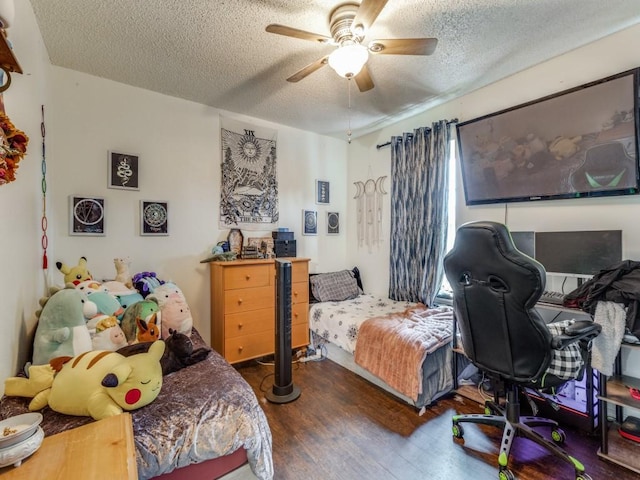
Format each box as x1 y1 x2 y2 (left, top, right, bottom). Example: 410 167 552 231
114 257 133 289
91 316 128 351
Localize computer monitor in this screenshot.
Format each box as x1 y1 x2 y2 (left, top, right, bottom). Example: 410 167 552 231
534 230 622 277
510 231 535 258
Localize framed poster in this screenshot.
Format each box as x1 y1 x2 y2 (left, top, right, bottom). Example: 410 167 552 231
140 200 168 236
108 151 139 190
69 195 105 236
302 209 317 235
315 179 330 204
327 212 340 235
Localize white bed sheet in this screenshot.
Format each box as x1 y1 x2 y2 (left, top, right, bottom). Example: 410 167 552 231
309 294 419 354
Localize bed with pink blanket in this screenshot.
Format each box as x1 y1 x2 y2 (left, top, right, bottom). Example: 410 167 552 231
308 272 454 409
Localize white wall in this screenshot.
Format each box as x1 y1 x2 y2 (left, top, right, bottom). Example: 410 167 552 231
0 3 350 395
47 68 350 346
0 0 50 396
349 23 640 377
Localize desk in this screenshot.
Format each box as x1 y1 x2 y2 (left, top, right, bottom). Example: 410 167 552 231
451 302 598 432
0 413 138 479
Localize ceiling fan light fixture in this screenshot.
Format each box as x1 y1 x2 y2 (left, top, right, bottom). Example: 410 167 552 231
328 43 369 78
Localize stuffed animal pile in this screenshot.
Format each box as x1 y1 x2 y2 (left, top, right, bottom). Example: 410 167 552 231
3 256 208 420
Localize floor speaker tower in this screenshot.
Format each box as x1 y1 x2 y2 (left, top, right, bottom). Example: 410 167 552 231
266 259 301 403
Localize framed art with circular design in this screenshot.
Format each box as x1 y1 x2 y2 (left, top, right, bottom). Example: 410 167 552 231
69 195 105 236
140 200 168 236
327 211 339 235
302 209 317 236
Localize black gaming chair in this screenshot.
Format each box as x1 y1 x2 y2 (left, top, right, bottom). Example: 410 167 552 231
443 221 601 480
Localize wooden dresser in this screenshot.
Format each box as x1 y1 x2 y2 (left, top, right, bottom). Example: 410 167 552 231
209 258 310 364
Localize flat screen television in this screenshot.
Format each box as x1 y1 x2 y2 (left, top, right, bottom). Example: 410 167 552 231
534 230 622 277
456 68 640 205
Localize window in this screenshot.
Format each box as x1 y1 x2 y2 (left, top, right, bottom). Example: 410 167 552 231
437 139 457 299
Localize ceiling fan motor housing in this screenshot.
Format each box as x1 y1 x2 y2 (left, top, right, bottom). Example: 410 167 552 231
329 3 363 45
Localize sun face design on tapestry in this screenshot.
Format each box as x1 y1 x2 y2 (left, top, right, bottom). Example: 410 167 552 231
220 125 278 228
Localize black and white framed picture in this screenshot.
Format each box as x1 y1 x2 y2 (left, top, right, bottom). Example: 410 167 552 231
302 209 317 235
315 179 330 204
69 195 105 236
108 151 139 190
140 200 169 236
327 212 340 235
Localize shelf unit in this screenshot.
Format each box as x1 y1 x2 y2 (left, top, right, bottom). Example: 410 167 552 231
597 342 640 474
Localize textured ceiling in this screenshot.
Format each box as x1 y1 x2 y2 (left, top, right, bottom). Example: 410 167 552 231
28 0 640 140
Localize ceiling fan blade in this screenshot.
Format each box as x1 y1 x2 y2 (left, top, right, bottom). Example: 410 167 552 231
354 65 374 92
352 0 389 32
286 56 329 83
266 24 332 44
369 38 438 55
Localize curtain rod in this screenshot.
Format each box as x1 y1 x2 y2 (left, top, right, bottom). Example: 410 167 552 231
376 118 459 149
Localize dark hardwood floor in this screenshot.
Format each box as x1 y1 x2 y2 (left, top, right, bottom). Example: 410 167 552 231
236 358 636 480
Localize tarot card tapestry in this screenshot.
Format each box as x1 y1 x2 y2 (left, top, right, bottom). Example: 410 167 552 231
219 116 278 229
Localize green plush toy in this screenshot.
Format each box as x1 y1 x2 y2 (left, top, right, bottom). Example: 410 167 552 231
121 298 161 343
32 286 94 365
4 341 165 420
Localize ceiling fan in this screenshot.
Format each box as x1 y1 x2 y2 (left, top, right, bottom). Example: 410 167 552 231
265 0 438 92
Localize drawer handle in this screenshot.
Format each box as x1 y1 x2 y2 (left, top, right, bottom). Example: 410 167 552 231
238 346 243 352
237 298 243 305
293 290 298 297
238 323 243 329
245 275 251 280
294 312 299 318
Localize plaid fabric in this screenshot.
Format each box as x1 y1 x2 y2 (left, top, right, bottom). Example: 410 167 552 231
545 320 584 380
310 270 360 302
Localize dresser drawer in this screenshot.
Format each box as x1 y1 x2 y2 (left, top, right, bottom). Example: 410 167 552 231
292 323 309 348
291 261 309 283
224 265 272 290
224 285 274 314
225 308 275 339
291 302 308 326
291 281 309 304
225 331 274 364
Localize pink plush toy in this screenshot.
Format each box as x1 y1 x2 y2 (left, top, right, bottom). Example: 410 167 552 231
148 283 193 338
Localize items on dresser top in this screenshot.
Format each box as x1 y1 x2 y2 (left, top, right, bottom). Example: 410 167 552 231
272 229 296 257
209 258 310 363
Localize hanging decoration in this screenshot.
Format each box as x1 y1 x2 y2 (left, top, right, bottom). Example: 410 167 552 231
41 105 49 275
0 109 28 186
353 175 387 252
219 115 278 230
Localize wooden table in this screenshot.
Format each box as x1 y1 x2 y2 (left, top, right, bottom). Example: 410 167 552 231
0 413 137 479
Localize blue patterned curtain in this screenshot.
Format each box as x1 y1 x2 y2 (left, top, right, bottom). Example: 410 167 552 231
389 120 452 306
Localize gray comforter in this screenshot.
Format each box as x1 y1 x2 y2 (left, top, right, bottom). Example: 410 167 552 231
0 329 274 480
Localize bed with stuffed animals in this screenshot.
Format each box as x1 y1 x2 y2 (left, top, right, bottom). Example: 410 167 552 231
0 261 273 480
308 268 454 410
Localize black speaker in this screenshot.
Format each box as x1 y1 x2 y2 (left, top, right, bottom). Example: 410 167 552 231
265 259 301 403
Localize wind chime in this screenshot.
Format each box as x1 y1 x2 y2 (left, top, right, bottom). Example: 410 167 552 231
353 175 387 252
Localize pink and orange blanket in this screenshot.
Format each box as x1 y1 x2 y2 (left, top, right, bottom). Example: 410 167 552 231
354 305 453 402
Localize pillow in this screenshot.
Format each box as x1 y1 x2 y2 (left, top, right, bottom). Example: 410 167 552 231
310 270 360 302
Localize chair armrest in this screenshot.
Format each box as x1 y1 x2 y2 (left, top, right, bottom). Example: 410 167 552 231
550 320 601 349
